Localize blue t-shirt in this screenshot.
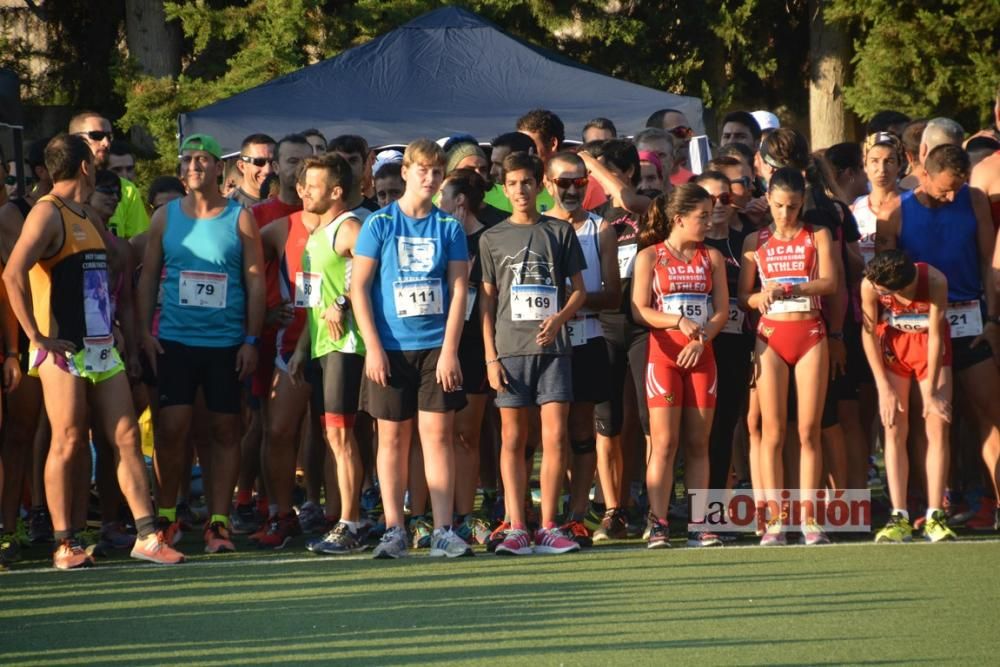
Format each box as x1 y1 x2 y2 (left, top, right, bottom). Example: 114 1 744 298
354 201 468 351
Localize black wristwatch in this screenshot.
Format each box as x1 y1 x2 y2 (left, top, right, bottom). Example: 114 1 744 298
334 295 349 312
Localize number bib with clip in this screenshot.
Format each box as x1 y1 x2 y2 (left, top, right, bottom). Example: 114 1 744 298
946 301 983 338
83 335 117 374
511 284 557 322
887 311 929 333
721 298 746 335
566 316 589 346
393 279 443 318
617 243 637 279
659 293 710 327
179 271 228 309
295 272 322 308
767 277 812 314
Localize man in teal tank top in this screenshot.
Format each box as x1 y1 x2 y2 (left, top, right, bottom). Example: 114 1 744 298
137 133 266 555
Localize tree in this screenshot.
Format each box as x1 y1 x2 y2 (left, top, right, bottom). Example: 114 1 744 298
809 0 850 149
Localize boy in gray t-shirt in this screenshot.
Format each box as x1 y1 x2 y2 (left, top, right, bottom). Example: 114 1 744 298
479 152 586 556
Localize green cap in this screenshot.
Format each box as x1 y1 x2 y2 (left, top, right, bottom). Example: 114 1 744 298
179 134 222 159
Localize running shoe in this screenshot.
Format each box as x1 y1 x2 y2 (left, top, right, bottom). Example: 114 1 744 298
248 520 270 543
360 486 382 516
963 498 999 531
257 513 302 550
78 528 106 558
874 513 913 543
759 518 787 546
454 515 491 545
429 527 474 558
131 531 185 564
409 516 433 549
53 538 95 570
204 521 236 553
176 502 201 531
229 503 260 535
0 533 21 563
494 528 532 556
372 526 408 559
560 519 592 547
533 525 580 555
486 521 511 553
593 508 629 542
154 517 184 546
923 511 957 543
800 520 831 546
28 507 54 543
583 504 605 533
687 529 723 547
311 522 368 555
647 515 670 549
296 501 327 535
100 522 137 551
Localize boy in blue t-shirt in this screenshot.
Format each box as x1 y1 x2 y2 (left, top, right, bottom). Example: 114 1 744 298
351 139 472 559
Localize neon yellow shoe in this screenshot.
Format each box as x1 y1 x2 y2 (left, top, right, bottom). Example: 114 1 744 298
874 513 913 543
923 511 957 543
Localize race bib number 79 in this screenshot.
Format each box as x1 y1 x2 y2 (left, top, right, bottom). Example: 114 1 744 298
179 271 227 309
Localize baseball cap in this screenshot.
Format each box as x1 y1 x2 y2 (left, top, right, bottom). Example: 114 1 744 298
751 110 781 132
179 134 222 160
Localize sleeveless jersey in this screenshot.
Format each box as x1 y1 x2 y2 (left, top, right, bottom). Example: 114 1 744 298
303 211 364 357
878 262 935 333
277 212 313 356
159 198 246 347
651 242 713 344
569 213 604 342
754 224 820 313
851 194 877 265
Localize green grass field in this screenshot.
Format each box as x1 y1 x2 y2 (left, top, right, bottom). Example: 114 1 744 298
3 537 999 666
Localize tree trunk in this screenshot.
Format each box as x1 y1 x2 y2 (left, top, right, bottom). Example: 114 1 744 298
124 0 181 78
808 0 850 149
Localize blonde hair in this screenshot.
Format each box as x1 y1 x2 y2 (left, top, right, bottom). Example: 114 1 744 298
403 139 446 168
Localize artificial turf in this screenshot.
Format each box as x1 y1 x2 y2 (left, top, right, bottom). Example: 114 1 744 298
2 537 998 666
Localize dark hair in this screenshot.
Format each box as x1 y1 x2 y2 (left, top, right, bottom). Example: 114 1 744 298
638 184 710 248
94 169 119 190
275 133 310 162
328 134 369 157
580 139 607 158
825 142 863 175
966 136 1000 153
721 111 762 144
694 170 730 188
301 128 326 142
707 155 746 171
443 168 487 214
546 151 586 176
866 110 911 136
901 119 928 159
601 139 641 187
924 143 970 179
645 108 684 128
516 109 565 145
240 133 276 151
864 249 917 291
26 137 49 171
110 139 133 157
45 133 92 182
147 175 185 206
300 152 354 194
374 161 402 181
583 117 617 137
760 128 810 170
716 142 755 167
491 132 536 154
767 167 806 194
501 152 544 184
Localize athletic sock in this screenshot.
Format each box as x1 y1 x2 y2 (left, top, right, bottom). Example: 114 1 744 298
54 530 73 542
926 507 941 521
892 509 909 521
158 506 177 522
342 520 360 533
236 489 252 506
135 515 156 539
210 514 229 528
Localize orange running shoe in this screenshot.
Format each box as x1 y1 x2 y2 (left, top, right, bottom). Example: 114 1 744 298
560 519 593 547
131 531 186 564
204 521 236 554
155 517 184 546
53 539 95 570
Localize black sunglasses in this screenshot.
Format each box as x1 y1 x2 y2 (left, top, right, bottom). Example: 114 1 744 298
77 130 114 142
552 176 589 190
239 155 272 167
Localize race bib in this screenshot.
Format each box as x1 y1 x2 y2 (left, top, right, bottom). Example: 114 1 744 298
566 316 588 347
617 243 637 279
722 298 746 335
465 286 477 322
887 311 929 333
393 279 443 318
82 335 117 374
179 271 227 309
294 272 322 308
511 284 557 322
660 293 710 327
946 301 983 338
767 277 812 314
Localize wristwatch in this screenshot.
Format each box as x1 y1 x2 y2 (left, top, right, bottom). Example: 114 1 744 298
334 295 349 312
244 335 261 346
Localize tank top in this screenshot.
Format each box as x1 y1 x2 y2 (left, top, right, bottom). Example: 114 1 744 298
28 195 113 348
651 241 713 339
898 185 981 303
851 194 877 265
599 205 641 326
159 198 246 347
568 213 604 343
704 229 747 336
754 224 821 314
878 262 934 333
303 211 364 357
276 211 313 356
461 224 486 348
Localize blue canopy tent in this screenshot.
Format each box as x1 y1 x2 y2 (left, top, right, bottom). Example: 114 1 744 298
178 6 704 155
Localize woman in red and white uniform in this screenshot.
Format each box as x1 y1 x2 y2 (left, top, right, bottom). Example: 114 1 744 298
738 167 837 546
632 184 729 549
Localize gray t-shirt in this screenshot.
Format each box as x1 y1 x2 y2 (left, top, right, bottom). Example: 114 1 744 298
479 216 586 357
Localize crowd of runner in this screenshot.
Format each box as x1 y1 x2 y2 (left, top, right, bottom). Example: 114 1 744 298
1 90 999 569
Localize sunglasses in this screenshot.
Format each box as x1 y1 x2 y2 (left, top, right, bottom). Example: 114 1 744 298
668 126 693 139
77 130 114 142
239 155 272 167
95 186 121 198
709 192 733 206
552 176 589 190
4 175 36 186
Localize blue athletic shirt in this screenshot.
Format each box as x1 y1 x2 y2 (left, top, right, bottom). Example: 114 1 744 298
898 185 982 302
158 198 247 347
354 201 468 351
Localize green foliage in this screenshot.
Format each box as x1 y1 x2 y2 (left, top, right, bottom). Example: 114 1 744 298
827 0 1000 129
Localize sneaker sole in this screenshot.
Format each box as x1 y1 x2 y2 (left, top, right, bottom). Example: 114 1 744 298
646 541 671 550
874 536 912 543
532 545 580 555
686 540 723 548
429 547 474 558
372 550 408 559
204 544 236 554
257 536 296 550
494 546 533 556
54 559 95 570
316 545 369 555
130 551 185 565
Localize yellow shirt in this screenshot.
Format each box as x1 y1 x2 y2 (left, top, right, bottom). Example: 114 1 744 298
108 177 149 239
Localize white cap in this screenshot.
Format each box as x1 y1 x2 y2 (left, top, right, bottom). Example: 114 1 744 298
751 110 780 131
372 149 403 176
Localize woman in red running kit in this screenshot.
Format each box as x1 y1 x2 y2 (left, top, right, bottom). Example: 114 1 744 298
738 168 837 546
632 184 729 549
860 250 954 542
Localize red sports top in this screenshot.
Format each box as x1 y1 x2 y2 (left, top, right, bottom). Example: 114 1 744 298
754 224 820 311
277 211 312 356
651 241 713 344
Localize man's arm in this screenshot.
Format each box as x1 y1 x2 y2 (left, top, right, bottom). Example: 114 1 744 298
584 222 621 311
350 255 389 386
970 188 1000 365
579 151 651 215
437 258 469 392
0 202 26 264
236 208 265 380
136 206 167 372
115 239 141 377
926 271 948 395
